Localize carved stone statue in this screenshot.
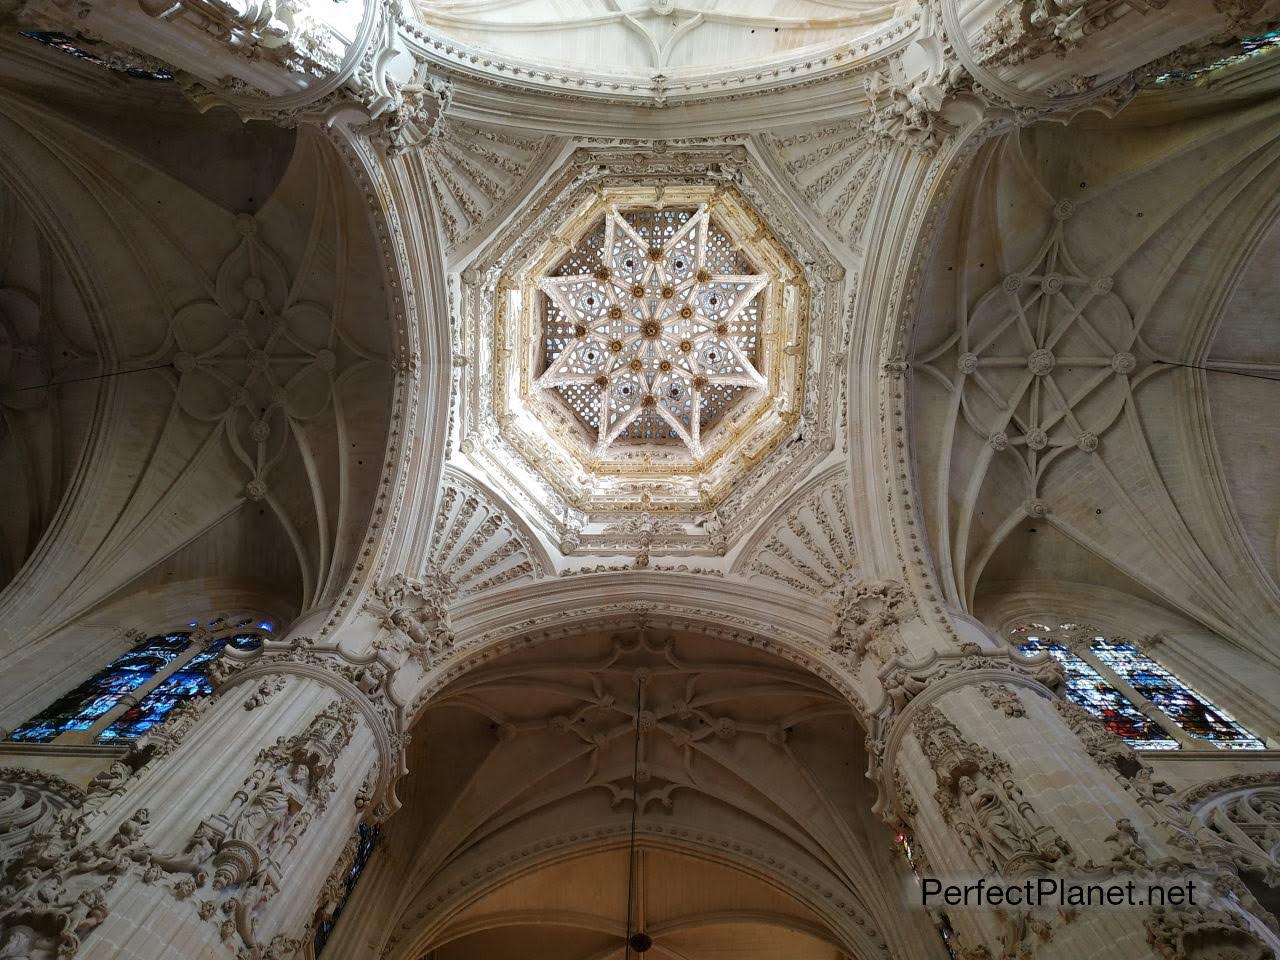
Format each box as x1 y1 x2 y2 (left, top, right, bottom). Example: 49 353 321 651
230 764 311 852
204 700 357 891
956 775 1027 869
913 705 1071 874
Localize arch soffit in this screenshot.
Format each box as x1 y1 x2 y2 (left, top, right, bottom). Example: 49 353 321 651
388 832 880 960
308 129 454 643
425 578 855 722
977 581 1208 645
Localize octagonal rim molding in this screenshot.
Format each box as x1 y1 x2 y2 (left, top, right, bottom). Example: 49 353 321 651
451 139 847 556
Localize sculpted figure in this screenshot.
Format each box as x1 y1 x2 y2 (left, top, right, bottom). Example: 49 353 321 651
957 775 1026 867
232 763 311 851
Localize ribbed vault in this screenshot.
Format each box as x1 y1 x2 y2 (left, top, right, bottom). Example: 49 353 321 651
327 627 943 960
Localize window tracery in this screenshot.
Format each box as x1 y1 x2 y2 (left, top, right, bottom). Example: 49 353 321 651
7 617 267 744
537 204 767 458
1010 621 1264 751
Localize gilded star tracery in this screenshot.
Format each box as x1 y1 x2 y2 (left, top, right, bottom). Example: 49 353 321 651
537 205 768 459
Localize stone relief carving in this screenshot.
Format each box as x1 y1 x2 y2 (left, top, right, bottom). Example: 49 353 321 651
978 682 1026 718
881 649 1061 717
356 55 452 157
744 479 858 596
0 802 142 960
912 705 1071 874
975 0 1170 70
830 578 913 668
435 479 540 596
136 0 343 77
1145 904 1274 960
243 675 289 712
769 120 885 244
0 774 83 878
863 60 967 154
1192 782 1280 885
421 120 551 249
202 700 355 880
365 571 455 670
57 698 364 959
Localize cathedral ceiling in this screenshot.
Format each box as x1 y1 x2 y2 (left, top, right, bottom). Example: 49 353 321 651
0 67 402 703
445 139 849 563
411 0 900 87
331 627 932 960
908 88 1280 656
409 846 850 960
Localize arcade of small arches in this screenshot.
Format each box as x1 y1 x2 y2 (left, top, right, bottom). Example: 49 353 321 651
2 1 1280 959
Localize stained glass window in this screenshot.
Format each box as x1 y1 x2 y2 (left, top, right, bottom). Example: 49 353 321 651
1015 635 1179 750
537 205 767 457
314 823 380 956
96 634 263 742
1153 30 1280 84
8 633 192 743
1011 621 1265 751
8 623 268 745
1091 640 1265 749
20 32 174 81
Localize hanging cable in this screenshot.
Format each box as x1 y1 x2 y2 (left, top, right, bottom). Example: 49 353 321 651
1152 359 1280 384
623 674 642 959
9 363 175 392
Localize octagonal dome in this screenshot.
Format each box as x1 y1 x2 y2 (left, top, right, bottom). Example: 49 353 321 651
533 193 787 470
488 183 805 515
454 143 844 554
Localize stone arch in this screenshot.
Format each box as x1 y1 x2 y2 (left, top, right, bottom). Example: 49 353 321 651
326 622 944 960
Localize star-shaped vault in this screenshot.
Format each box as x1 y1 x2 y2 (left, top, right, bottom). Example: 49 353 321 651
537 205 768 459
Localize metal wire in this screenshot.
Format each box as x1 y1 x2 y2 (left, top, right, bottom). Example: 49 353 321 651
623 675 642 959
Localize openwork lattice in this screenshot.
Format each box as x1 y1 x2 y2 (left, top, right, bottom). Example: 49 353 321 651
537 205 767 458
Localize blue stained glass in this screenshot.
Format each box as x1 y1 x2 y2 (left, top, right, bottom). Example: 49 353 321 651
314 823 380 956
96 648 217 742
1016 636 1179 750
95 633 264 742
8 633 191 743
225 633 264 652
1091 640 1265 750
